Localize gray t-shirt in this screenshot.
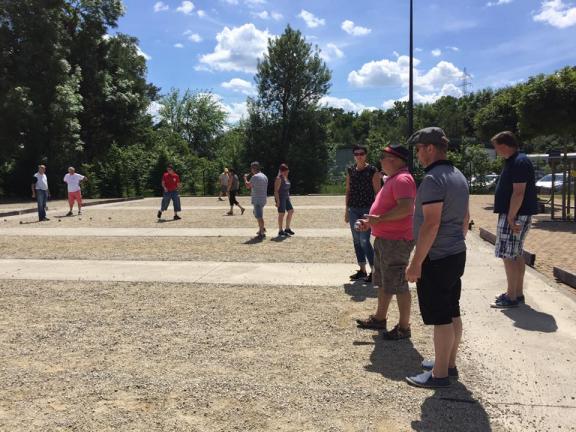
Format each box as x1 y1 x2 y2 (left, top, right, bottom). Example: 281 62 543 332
413 160 469 260
250 172 268 205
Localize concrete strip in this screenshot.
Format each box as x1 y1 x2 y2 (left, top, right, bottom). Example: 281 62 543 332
85 205 346 210
0 259 354 286
0 227 351 237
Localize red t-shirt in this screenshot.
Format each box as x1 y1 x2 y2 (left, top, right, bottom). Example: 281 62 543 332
163 172 180 192
369 168 416 240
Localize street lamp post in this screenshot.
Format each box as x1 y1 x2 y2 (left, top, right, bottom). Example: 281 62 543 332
408 0 414 171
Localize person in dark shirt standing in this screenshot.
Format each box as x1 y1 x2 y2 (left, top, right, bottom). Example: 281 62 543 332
157 164 182 221
345 145 382 282
491 131 538 308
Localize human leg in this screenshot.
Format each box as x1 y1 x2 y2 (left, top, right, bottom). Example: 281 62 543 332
37 190 47 220
348 208 367 273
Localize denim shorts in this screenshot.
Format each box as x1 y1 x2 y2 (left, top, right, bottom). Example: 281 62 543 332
253 203 265 219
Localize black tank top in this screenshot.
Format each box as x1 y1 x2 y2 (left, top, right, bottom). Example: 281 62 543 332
348 164 377 208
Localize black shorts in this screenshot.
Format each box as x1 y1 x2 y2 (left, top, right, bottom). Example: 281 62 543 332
416 251 466 326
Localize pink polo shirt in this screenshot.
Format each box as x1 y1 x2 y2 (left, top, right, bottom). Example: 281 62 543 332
369 168 416 240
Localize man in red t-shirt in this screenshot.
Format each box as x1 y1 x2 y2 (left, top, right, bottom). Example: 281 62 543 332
157 164 182 220
355 145 417 340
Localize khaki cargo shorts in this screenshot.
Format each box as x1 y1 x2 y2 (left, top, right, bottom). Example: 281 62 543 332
373 237 415 294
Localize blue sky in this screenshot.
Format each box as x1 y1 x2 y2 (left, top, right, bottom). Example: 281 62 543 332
115 0 576 122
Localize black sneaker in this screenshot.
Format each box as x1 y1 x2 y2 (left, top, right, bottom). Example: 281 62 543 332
350 270 368 281
356 315 387 330
157 210 162 219
406 371 450 388
382 324 411 340
278 230 287 237
78 210 82 215
66 211 73 216
173 215 181 220
42 217 50 222
495 292 525 304
284 228 295 235
364 272 373 283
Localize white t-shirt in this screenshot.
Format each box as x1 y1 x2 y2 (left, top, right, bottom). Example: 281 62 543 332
34 173 49 191
63 173 85 193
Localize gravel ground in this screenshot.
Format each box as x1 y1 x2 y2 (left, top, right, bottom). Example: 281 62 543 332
0 280 498 432
2 208 350 229
115 196 346 208
0 236 357 264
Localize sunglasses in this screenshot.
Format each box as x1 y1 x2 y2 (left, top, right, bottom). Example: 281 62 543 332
353 152 366 156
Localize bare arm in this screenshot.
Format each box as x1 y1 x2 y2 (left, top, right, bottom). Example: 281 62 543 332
244 175 252 189
161 180 167 192
372 172 382 195
31 183 36 197
274 177 281 205
507 183 526 232
406 202 443 282
463 206 470 238
366 198 414 226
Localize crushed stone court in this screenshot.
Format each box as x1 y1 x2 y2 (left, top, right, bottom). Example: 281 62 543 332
1 196 575 431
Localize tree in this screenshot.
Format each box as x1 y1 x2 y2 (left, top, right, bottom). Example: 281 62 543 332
159 89 227 158
248 25 332 193
474 86 523 142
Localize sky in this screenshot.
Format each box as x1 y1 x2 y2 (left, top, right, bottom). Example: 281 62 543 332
114 0 576 122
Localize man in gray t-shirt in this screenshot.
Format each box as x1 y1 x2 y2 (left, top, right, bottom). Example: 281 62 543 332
404 127 470 390
244 161 268 238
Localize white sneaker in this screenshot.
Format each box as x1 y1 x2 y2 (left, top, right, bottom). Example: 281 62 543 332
421 359 434 370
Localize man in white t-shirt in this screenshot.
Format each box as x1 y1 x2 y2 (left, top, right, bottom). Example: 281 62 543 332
63 166 87 216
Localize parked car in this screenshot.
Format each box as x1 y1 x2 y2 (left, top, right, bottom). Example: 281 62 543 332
536 173 575 193
471 173 499 191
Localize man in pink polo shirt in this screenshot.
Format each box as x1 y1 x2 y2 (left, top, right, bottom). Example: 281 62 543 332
355 144 416 340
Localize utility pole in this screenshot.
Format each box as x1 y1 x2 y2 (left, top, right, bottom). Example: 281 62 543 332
460 67 472 96
408 0 414 171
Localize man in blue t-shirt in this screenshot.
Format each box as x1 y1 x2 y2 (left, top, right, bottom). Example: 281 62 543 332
491 131 538 309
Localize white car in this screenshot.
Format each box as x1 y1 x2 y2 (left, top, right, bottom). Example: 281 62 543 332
536 174 574 193
471 173 499 191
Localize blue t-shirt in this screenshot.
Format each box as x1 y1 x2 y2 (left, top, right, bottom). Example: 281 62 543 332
494 152 538 215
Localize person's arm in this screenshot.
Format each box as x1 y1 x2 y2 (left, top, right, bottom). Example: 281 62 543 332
31 181 36 198
161 179 167 193
372 171 382 195
81 175 87 182
366 198 414 227
344 173 350 223
274 177 281 207
507 183 526 233
244 174 252 189
463 205 470 238
406 202 443 282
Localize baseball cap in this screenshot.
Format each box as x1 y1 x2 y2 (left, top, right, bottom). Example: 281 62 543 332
407 127 449 147
382 144 410 161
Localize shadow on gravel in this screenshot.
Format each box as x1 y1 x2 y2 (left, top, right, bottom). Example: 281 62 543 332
501 304 558 332
531 219 576 234
412 383 492 432
362 333 423 381
270 235 289 242
243 236 265 245
343 282 377 302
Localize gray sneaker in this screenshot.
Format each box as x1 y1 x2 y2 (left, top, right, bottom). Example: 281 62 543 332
421 359 458 379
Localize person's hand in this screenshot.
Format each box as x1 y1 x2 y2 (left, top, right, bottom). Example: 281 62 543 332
163 188 168 193
356 218 370 232
31 193 35 199
344 210 349 224
405 261 421 283
366 214 381 226
275 201 278 208
507 214 521 234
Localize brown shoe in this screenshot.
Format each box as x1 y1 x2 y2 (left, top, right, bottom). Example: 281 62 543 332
356 315 387 330
382 324 411 340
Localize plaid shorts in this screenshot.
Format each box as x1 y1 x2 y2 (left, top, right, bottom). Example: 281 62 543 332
495 214 531 259
373 238 415 294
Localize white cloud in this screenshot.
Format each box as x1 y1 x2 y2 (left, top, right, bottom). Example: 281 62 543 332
174 43 184 48
221 78 256 95
245 0 266 5
533 0 576 28
223 0 239 4
341 20 372 36
321 43 344 62
147 101 163 123
197 10 206 17
320 96 376 113
252 10 283 20
184 30 203 42
415 47 423 52
487 0 513 6
176 1 195 15
298 10 325 28
431 49 442 57
136 46 151 60
199 23 272 73
348 56 464 94
153 1 169 12
223 101 248 123
446 46 460 52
